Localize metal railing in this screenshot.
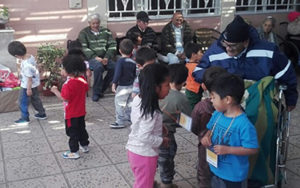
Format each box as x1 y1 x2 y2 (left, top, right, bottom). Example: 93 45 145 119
107 0 220 21
236 0 300 14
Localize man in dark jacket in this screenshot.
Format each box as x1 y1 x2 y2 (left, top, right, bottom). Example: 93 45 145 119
78 13 116 102
160 12 193 64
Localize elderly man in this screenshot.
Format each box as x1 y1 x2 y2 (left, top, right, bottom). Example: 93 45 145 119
126 11 157 49
160 12 193 64
78 13 116 102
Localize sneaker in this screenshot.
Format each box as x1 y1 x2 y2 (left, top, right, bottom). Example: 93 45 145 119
62 151 80 159
110 122 125 129
14 118 29 126
34 113 47 120
80 145 89 153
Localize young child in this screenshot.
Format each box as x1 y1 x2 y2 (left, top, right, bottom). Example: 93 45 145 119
51 54 89 159
158 64 192 188
131 46 156 98
201 73 258 188
110 39 136 129
126 63 170 188
185 42 203 109
191 66 227 188
7 41 47 125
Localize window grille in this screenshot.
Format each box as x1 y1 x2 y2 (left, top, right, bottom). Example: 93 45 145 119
236 0 300 13
107 0 220 21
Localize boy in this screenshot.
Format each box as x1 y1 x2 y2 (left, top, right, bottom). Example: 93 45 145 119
131 46 156 98
51 54 89 159
201 73 258 188
158 64 192 188
191 66 227 188
7 41 47 125
185 43 203 109
110 39 136 129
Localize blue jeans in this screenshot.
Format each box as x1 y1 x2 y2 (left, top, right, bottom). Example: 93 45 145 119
211 174 247 188
88 59 115 97
19 87 45 121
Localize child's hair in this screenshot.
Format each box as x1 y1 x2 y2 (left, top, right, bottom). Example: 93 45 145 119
67 39 86 58
210 73 245 104
135 46 156 66
184 42 202 59
202 66 227 91
168 64 188 85
62 54 87 77
119 39 134 55
139 63 169 118
8 41 27 56
127 32 141 46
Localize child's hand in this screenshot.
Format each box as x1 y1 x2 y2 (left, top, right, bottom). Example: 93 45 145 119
112 83 116 93
26 89 32 96
131 93 137 98
213 145 229 155
50 86 58 93
162 124 168 136
162 136 170 148
201 135 212 147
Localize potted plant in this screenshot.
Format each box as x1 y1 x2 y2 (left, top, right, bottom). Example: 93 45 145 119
37 44 65 95
0 6 9 29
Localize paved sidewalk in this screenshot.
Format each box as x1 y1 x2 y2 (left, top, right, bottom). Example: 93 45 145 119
0 86 299 187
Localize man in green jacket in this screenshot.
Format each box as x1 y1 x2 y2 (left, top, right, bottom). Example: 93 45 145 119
78 13 117 102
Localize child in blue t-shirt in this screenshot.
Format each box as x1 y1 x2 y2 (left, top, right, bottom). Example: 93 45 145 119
201 72 258 188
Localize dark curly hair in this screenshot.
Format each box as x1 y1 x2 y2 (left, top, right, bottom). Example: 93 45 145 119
8 41 27 56
62 54 86 77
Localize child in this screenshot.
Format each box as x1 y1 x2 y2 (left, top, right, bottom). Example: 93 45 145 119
201 73 258 188
110 39 136 129
7 41 47 125
184 42 203 109
126 63 170 188
158 64 192 188
131 46 156 98
51 54 89 159
191 66 227 188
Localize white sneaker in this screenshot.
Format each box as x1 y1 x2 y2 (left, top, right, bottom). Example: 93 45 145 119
80 145 89 153
62 151 80 159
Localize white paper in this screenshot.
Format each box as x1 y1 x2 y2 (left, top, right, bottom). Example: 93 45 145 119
178 112 192 132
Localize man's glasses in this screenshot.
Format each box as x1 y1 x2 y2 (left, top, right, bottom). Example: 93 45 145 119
220 40 240 50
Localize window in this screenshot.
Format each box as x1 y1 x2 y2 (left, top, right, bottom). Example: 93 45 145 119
107 0 220 21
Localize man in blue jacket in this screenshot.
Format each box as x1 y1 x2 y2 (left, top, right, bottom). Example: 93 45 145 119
193 15 298 111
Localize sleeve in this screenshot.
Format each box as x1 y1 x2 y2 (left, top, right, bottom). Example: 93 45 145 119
143 28 157 47
271 46 298 106
178 95 192 116
104 29 117 60
183 22 193 44
191 102 212 137
78 29 97 60
112 59 122 84
137 113 163 147
240 119 259 149
23 64 34 78
161 24 176 54
192 46 214 83
206 111 218 130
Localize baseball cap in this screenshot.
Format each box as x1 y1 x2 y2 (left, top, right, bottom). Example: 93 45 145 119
136 11 150 22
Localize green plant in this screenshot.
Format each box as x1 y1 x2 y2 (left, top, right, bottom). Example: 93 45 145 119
37 44 65 89
0 6 9 21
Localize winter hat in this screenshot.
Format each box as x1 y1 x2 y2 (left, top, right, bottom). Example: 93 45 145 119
288 11 300 22
136 11 150 22
222 15 250 43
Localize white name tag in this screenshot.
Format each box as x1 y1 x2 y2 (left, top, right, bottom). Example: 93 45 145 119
178 112 192 132
206 148 218 168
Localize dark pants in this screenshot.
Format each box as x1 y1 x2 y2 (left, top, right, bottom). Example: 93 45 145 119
185 88 203 109
211 174 247 188
88 59 115 97
197 142 212 188
65 116 89 152
158 132 177 184
19 87 45 120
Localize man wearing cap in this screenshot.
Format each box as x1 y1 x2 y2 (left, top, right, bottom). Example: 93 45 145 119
78 13 116 102
193 15 298 187
126 11 157 49
160 12 193 64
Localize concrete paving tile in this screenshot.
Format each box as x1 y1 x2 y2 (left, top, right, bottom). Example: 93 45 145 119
176 127 190 134
0 111 19 126
41 121 66 137
175 134 198 154
47 134 69 152
286 158 300 175
289 135 300 147
173 180 195 188
65 165 130 188
289 117 300 136
6 154 61 181
7 174 68 188
2 137 51 159
282 170 300 188
187 178 198 187
179 133 199 147
0 145 2 161
85 119 113 131
0 184 5 188
90 128 130 145
101 142 128 163
287 144 300 160
174 152 198 179
55 146 111 172
0 161 5 184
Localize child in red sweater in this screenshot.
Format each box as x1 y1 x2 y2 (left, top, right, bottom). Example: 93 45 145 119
51 54 89 159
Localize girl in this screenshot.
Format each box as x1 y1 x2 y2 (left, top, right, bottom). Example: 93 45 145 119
51 54 89 159
126 63 170 188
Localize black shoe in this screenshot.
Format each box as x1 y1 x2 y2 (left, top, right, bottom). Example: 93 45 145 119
92 95 100 102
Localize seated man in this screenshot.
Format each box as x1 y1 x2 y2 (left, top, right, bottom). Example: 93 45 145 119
78 13 116 102
126 11 157 49
160 12 193 64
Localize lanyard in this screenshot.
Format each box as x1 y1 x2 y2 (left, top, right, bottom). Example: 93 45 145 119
210 113 236 145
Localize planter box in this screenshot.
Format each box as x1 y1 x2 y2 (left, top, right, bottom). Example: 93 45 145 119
0 89 19 113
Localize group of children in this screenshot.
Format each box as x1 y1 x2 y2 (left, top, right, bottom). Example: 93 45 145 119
8 39 259 188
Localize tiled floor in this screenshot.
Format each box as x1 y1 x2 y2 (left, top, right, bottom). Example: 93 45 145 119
0 84 299 187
